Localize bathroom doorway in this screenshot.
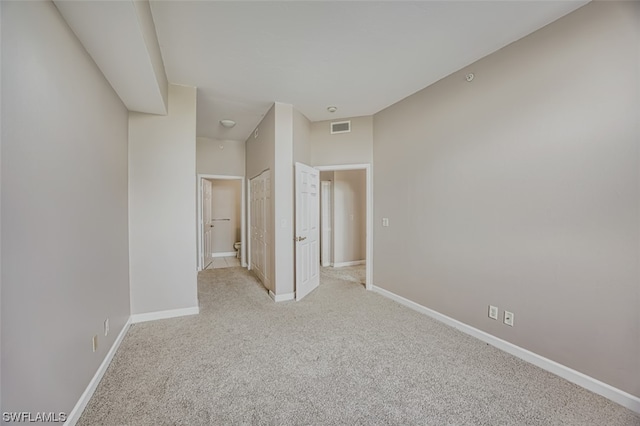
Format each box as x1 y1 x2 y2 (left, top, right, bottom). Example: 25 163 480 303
315 164 372 290
197 174 245 270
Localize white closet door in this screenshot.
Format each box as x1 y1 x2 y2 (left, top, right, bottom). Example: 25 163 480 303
249 170 271 291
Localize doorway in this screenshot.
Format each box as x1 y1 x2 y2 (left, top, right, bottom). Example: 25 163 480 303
315 164 372 290
197 174 245 271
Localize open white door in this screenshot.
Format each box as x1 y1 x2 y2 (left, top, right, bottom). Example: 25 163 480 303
295 162 320 301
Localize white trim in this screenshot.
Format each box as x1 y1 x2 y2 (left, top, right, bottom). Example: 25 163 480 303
333 260 365 268
64 318 131 426
246 177 252 271
372 285 640 414
196 174 245 271
130 306 199 324
314 164 373 290
269 290 295 302
212 251 237 258
320 180 333 267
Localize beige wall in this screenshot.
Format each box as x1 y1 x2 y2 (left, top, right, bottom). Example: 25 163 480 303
333 170 366 264
1 0 129 415
246 103 297 296
132 0 168 113
311 115 373 166
293 108 312 164
197 137 245 177
129 84 198 315
246 105 275 180
246 105 276 289
320 171 334 182
373 1 639 397
209 179 242 253
273 103 295 295
0 1 3 409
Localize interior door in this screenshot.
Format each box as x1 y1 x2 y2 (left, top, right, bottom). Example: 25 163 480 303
203 179 214 268
295 162 320 301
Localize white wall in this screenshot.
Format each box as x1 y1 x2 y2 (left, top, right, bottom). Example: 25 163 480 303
311 115 373 166
129 84 198 315
210 179 241 253
197 137 245 177
333 170 366 264
1 0 129 415
373 1 640 397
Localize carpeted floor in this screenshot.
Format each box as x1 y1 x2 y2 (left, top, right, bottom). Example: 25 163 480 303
78 266 640 425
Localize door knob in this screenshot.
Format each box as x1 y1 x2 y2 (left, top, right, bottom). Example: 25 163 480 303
295 236 307 242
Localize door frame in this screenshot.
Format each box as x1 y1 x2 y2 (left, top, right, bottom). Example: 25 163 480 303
320 180 333 267
314 164 373 291
197 174 246 271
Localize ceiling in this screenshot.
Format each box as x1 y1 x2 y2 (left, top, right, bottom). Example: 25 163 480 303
57 1 590 142
149 1 588 142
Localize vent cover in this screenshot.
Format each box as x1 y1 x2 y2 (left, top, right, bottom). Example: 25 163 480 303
331 121 351 134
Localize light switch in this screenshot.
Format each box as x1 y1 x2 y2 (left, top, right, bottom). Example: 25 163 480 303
382 218 389 227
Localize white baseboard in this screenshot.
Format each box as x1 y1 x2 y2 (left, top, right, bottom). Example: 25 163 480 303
64 318 131 426
212 251 237 258
372 285 640 415
333 260 365 268
130 306 200 324
269 290 295 302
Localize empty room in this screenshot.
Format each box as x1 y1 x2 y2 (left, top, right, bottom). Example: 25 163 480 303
1 1 638 425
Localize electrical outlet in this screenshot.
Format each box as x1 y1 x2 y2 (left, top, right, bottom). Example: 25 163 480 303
104 318 109 336
92 335 98 352
504 311 514 327
382 218 389 227
488 305 498 320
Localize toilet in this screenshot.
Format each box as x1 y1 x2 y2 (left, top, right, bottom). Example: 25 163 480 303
233 242 241 259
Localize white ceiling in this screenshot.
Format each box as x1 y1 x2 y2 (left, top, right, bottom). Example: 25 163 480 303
149 1 588 142
56 1 589 142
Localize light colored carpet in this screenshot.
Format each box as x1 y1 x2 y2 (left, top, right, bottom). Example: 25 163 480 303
78 266 640 425
321 264 366 287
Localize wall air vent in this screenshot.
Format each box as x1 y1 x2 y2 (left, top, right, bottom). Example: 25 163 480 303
331 121 351 134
